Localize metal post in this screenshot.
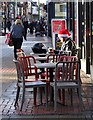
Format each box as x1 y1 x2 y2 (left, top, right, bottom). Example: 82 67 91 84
38 0 40 20
15 0 18 18
3 2 6 35
46 0 48 37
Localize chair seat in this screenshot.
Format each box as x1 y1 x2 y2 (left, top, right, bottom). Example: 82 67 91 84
19 81 46 88
25 79 48 82
50 81 78 88
25 79 35 82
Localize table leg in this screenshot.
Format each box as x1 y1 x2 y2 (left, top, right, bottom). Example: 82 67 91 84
49 68 54 102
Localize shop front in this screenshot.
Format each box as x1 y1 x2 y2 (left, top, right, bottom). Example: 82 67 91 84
66 1 93 81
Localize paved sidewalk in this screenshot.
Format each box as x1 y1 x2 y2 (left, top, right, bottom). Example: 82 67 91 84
1 71 93 120
0 34 93 119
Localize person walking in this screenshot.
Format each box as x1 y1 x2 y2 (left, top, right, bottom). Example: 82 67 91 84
10 19 26 59
6 19 11 31
23 17 28 40
29 20 34 34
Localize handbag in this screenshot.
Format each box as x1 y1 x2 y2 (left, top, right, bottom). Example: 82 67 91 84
5 32 13 46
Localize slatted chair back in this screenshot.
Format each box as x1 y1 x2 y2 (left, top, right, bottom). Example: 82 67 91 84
13 59 24 83
55 60 79 83
58 56 78 80
59 55 77 61
45 54 67 79
18 56 38 80
46 54 67 63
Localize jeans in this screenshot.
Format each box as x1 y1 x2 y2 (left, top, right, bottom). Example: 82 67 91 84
12 38 23 59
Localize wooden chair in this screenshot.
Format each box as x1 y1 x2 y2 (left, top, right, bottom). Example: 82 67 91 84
50 56 82 111
13 59 48 111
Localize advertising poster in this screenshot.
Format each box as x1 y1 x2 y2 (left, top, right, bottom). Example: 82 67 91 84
52 19 66 33
51 19 66 50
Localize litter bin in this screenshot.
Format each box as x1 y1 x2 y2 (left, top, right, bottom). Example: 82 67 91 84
32 43 47 55
32 43 47 78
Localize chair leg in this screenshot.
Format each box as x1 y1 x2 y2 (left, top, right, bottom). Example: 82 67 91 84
58 89 61 100
70 89 73 105
68 88 73 105
54 87 57 111
20 88 25 111
77 88 79 96
62 89 65 105
38 86 48 107
50 86 54 103
33 88 37 106
14 86 20 107
78 87 83 111
39 87 42 104
45 85 48 108
46 82 49 96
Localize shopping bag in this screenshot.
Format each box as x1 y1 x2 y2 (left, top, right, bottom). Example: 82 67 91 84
5 33 13 46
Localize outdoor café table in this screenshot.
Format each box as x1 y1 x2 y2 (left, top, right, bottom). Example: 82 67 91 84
34 62 58 102
30 53 49 74
30 52 49 57
34 62 64 81
34 56 47 61
34 62 57 82
30 52 49 63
